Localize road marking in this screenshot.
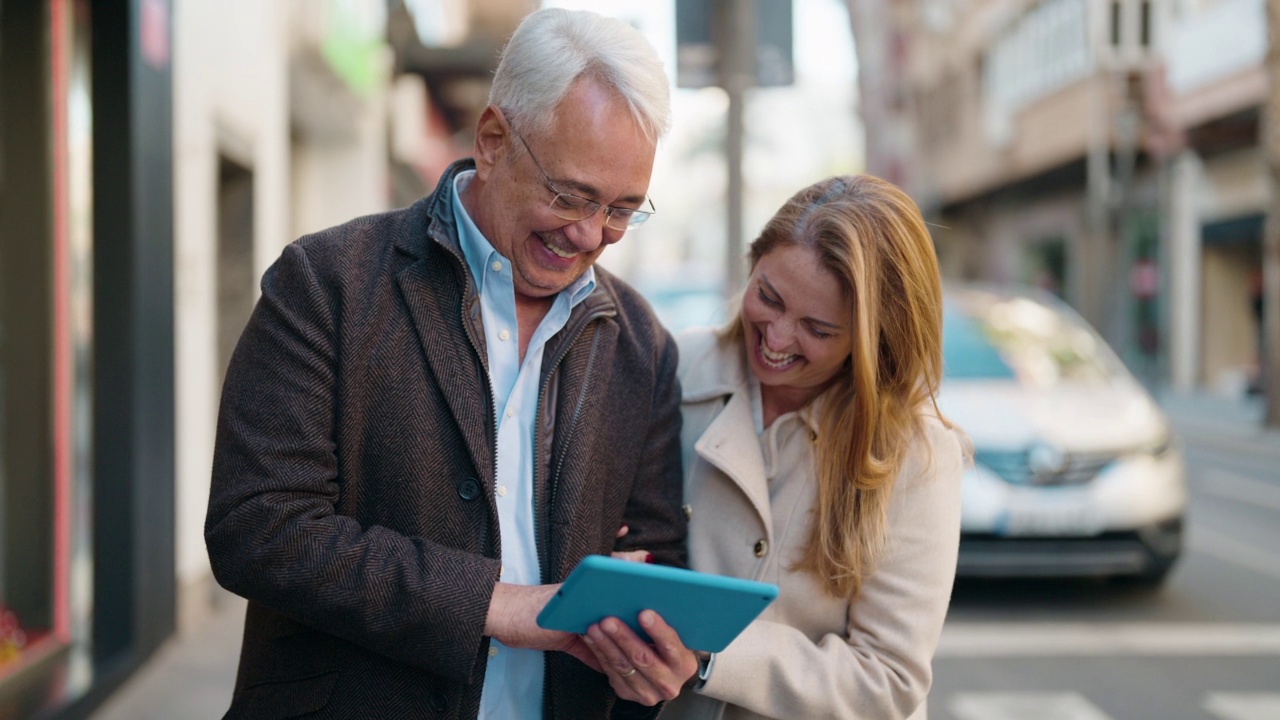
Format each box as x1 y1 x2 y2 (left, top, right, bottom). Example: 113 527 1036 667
936 623 1280 657
1189 524 1280 581
1204 693 1280 720
949 692 1112 720
945 692 1280 720
1196 468 1280 513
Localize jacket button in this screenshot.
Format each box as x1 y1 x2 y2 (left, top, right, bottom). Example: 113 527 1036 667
427 690 448 712
457 477 482 501
754 539 768 558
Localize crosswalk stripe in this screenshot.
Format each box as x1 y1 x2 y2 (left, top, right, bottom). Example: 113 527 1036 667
1204 693 1280 720
945 692 1280 720
948 692 1113 720
937 622 1280 657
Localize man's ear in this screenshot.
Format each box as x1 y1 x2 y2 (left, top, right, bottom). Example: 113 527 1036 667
473 105 509 182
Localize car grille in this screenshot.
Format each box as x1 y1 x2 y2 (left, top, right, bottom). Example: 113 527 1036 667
974 449 1117 486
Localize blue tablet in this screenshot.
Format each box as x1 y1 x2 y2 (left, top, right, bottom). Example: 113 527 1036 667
536 555 778 652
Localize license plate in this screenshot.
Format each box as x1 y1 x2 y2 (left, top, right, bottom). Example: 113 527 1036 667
997 491 1103 537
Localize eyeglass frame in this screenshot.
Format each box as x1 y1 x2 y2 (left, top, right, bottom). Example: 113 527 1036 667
511 130 656 232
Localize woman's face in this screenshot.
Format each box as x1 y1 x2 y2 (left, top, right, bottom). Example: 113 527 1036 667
740 243 853 398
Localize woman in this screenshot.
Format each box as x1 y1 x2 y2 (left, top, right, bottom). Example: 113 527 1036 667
662 175 966 720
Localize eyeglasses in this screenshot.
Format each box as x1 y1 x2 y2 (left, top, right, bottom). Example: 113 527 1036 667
513 132 655 232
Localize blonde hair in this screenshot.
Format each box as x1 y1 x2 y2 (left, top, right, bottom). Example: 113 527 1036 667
727 175 951 598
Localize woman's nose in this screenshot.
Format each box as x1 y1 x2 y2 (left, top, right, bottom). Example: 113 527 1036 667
763 322 793 352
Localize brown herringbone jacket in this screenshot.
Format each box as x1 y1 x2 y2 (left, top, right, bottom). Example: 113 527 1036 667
206 160 686 719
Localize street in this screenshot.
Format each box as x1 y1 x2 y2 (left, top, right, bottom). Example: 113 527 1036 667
930 439 1280 720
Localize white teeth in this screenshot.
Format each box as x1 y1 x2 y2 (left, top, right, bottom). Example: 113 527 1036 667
541 235 577 259
758 337 798 369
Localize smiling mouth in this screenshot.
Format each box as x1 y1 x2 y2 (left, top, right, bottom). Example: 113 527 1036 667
538 233 579 260
757 335 800 370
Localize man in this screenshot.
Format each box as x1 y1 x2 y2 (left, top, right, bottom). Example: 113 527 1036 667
206 9 696 718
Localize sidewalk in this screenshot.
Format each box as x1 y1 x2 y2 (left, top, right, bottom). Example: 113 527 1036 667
85 390 1278 720
89 590 245 720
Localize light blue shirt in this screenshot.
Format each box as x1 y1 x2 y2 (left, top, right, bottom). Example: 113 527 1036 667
452 171 595 720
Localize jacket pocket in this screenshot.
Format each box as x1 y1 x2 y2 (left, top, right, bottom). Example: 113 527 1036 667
225 671 338 719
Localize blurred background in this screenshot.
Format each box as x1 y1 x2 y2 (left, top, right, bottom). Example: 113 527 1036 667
1 1 1278 718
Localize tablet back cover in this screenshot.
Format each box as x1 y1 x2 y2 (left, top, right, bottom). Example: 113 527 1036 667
537 555 778 652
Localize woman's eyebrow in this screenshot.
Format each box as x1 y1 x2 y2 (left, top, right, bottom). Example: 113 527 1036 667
760 274 843 330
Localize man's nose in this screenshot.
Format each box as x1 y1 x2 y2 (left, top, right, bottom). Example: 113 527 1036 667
564 209 620 251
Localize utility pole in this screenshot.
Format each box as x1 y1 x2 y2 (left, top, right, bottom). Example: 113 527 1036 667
720 0 755 296
1265 0 1280 425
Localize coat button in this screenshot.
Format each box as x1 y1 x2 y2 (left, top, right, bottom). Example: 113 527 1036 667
754 539 768 558
427 690 448 712
457 477 481 501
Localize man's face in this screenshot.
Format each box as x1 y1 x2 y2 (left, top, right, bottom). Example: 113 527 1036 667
472 79 656 303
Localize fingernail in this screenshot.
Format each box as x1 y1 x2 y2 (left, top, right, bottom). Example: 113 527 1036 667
639 610 655 627
583 635 595 646
644 553 654 564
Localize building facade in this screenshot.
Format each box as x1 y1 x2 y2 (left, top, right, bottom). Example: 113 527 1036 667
897 0 1269 396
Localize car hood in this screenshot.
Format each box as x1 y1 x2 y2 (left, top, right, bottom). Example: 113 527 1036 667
936 379 1167 452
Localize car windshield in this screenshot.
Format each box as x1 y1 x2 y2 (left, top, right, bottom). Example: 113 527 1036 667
942 291 1122 386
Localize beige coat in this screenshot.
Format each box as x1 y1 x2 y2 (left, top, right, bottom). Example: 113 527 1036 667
662 328 964 720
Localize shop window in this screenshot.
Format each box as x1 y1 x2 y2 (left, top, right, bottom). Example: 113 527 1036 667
1022 237 1069 300
1 1 59 689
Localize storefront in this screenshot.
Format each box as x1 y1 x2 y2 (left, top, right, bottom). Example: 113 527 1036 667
0 1 175 717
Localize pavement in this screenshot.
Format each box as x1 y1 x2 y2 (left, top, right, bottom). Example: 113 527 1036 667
85 389 1280 720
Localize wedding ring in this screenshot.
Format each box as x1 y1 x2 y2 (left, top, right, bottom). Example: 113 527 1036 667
619 667 638 678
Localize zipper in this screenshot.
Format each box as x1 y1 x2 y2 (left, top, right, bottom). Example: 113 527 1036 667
547 329 602 511
532 304 613 584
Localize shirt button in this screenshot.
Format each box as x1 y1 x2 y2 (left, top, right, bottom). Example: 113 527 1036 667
491 261 502 272
505 407 514 418
489 646 499 657
754 539 768 558
682 504 693 520
497 485 508 497
498 329 510 341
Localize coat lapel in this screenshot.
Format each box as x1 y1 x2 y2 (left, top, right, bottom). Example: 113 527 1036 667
694 385 773 531
395 255 495 486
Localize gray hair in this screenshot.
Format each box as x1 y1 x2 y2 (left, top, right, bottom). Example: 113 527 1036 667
489 8 671 144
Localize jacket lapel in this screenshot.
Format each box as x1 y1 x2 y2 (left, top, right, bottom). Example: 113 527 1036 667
396 254 495 486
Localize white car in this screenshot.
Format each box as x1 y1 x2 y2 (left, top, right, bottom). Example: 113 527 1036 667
937 284 1187 585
